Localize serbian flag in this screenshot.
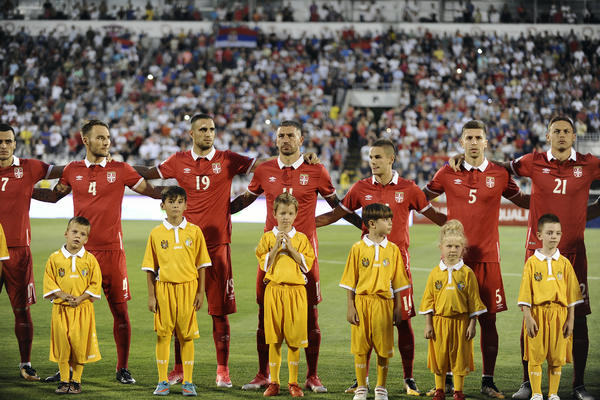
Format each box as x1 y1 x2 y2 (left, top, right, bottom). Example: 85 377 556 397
215 26 258 48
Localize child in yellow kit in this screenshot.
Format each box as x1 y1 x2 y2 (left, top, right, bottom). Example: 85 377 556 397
43 216 102 395
518 214 582 400
339 203 411 400
142 186 212 397
256 193 315 398
419 220 487 400
0 222 8 279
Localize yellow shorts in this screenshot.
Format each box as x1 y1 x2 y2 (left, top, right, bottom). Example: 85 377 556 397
351 294 394 358
50 302 101 364
264 282 308 348
427 314 474 375
524 303 571 366
155 280 200 340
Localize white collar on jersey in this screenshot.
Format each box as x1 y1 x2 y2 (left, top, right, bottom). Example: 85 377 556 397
371 170 399 185
438 259 464 284
272 226 297 238
61 245 86 272
9 156 20 166
84 158 107 168
277 155 304 170
547 148 577 162
362 235 389 261
462 158 489 172
534 248 560 276
163 217 188 244
191 147 216 161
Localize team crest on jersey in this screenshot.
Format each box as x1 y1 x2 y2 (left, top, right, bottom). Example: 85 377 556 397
212 162 222 174
486 176 495 188
185 238 193 247
58 268 65 277
556 271 563 280
434 280 443 290
161 240 169 249
457 281 465 291
13 167 23 178
361 257 370 267
395 191 404 203
299 174 309 185
81 268 88 277
534 272 543 281
573 166 583 178
382 258 390 267
106 171 116 183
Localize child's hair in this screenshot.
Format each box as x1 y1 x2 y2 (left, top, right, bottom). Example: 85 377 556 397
273 192 298 213
362 203 393 226
439 219 468 247
161 185 187 202
68 216 91 228
537 213 560 231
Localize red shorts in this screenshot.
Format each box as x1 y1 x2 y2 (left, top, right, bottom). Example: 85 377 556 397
88 249 130 304
467 261 507 313
526 249 590 316
256 258 322 306
205 244 236 316
398 250 416 319
2 247 36 308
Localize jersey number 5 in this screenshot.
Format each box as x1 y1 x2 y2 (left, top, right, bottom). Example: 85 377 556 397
468 188 477 204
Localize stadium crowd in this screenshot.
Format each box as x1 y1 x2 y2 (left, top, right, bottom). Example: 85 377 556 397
1 24 599 191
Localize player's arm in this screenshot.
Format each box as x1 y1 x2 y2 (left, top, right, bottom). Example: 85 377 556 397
324 194 362 229
422 186 440 201
393 291 403 326
521 305 538 338
563 304 575 338
421 206 447 226
193 267 205 311
448 154 513 173
249 153 320 172
0 260 3 293
69 292 91 307
132 179 162 199
133 165 162 180
46 165 65 179
465 316 477 340
315 204 352 228
506 192 530 209
230 191 259 214
32 182 72 203
424 313 435 339
587 198 600 221
346 290 359 325
146 271 157 313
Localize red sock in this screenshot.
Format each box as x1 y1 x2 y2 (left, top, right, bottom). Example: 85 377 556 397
212 315 230 367
173 335 182 370
14 307 33 363
479 313 498 376
572 316 589 388
108 301 131 370
305 306 321 378
257 304 269 377
397 319 415 379
520 325 529 382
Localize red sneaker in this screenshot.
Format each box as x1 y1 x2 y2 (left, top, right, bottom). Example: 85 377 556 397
167 367 183 385
454 390 466 400
288 383 304 397
242 373 271 390
216 365 232 388
433 389 446 400
305 375 327 393
263 383 280 396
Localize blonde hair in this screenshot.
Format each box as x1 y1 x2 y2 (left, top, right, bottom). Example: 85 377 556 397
273 192 298 213
439 219 468 247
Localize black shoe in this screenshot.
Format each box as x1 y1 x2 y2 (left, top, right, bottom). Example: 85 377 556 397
55 381 70 394
573 386 595 400
45 371 61 383
116 368 136 384
69 381 82 394
20 365 40 381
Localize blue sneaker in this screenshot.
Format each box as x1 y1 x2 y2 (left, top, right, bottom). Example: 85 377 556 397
153 380 170 396
182 382 197 396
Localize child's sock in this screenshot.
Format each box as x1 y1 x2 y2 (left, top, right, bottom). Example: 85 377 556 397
354 354 368 387
548 365 562 396
453 374 465 392
528 364 543 395
71 363 84 383
375 355 389 387
435 373 445 390
288 346 300 384
269 343 282 384
59 361 70 383
156 335 170 382
180 338 195 383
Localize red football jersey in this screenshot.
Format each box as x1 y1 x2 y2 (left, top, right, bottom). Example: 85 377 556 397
340 172 431 253
427 159 521 263
247 156 336 246
0 157 51 247
60 159 143 250
158 148 255 247
511 150 600 253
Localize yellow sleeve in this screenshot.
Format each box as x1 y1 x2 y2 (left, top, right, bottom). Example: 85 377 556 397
339 243 359 291
0 223 8 260
85 254 103 299
466 268 487 317
517 258 534 307
42 254 61 300
255 233 272 272
141 231 158 274
419 270 435 314
391 245 410 293
296 234 315 273
194 227 212 269
564 259 583 307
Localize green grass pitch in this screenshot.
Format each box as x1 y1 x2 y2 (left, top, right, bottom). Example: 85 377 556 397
0 220 598 399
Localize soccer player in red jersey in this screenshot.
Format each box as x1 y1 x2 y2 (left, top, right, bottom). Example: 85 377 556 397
0 123 65 381
507 116 600 400
231 120 361 393
134 114 256 388
424 120 529 398
33 120 160 384
315 138 446 395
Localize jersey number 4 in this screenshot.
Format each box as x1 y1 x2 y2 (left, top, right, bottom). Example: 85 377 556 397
88 182 97 196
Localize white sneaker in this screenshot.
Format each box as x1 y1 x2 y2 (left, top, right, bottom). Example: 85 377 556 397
375 386 389 400
549 394 560 400
353 386 368 400
531 394 544 400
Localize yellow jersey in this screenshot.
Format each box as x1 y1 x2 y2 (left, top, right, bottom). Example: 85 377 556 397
419 260 487 317
518 249 583 308
0 223 8 261
256 227 315 285
43 246 102 305
142 218 212 283
339 236 410 299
